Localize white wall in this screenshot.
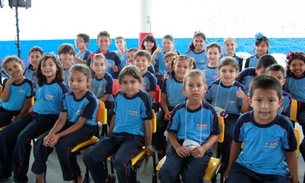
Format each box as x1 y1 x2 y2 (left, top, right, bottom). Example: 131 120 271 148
0 0 304 40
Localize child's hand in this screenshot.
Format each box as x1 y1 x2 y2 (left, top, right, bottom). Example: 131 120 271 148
47 134 60 148
145 145 154 157
236 87 247 99
10 116 18 122
43 134 53 147
164 111 172 121
224 167 231 180
175 146 190 158
154 47 162 55
163 72 169 79
112 65 118 73
190 146 206 158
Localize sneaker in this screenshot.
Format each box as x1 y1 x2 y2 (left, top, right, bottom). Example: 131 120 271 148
106 174 116 183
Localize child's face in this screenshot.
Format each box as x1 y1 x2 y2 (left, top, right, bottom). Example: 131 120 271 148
41 58 57 81
248 88 283 124
115 39 125 50
165 56 173 69
207 47 221 65
266 70 285 85
68 70 89 96
60 52 74 64
97 36 111 52
126 51 136 66
120 74 141 97
174 59 191 80
91 57 106 76
255 67 266 76
183 74 207 101
162 38 173 52
192 36 205 52
29 51 42 69
224 40 236 54
255 41 268 56
289 58 305 78
5 60 24 78
135 56 149 73
218 65 238 86
143 40 154 51
75 36 87 50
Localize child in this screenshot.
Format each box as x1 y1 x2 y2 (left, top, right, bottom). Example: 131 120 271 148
236 54 277 93
244 32 269 68
203 42 221 86
134 50 157 101
32 64 98 183
84 65 153 183
0 56 33 127
141 35 157 74
88 31 122 79
0 54 69 182
154 55 195 160
158 51 178 86
185 31 208 70
265 64 291 118
220 37 243 71
58 43 75 85
158 69 220 183
126 48 138 66
24 46 44 82
206 57 249 170
284 51 305 170
224 75 298 183
74 33 92 65
115 36 128 67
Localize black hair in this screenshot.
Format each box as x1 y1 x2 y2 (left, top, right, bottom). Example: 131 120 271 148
58 43 75 55
97 31 110 39
118 65 143 85
286 51 305 77
256 54 277 69
188 32 206 51
1 55 24 73
141 35 157 54
265 64 285 76
171 55 196 76
28 46 44 56
249 75 282 99
218 56 239 72
133 50 152 62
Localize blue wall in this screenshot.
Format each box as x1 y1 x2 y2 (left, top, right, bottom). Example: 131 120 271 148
1 38 305 66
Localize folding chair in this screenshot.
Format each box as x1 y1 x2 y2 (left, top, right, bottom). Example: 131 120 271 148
152 116 225 183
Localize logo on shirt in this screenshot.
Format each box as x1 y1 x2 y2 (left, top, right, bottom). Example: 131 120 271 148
18 89 26 93
76 109 81 115
265 141 279 148
98 87 105 92
229 100 236 104
47 94 54 100
129 110 138 115
196 123 207 130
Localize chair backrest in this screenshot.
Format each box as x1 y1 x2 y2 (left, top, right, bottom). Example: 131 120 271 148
289 99 298 122
294 128 301 157
112 79 120 96
97 100 107 125
152 110 157 133
154 85 161 103
217 116 225 143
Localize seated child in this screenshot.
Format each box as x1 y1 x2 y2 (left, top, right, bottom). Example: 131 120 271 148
158 69 220 183
203 42 221 86
58 43 75 85
24 46 44 83
219 37 243 71
224 75 298 183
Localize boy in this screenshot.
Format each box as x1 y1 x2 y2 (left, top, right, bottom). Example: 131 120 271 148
134 50 157 101
24 46 44 82
88 31 122 79
158 51 177 86
74 33 92 65
126 48 138 66
236 54 277 93
224 75 298 183
265 64 292 119
115 36 128 67
58 43 75 85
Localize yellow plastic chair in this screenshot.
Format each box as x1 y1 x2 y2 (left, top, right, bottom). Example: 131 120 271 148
289 99 298 122
70 100 108 183
294 128 301 157
153 116 225 183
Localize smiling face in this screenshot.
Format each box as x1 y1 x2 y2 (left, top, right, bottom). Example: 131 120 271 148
218 65 238 86
162 38 173 52
173 59 191 81
143 40 154 52
4 60 24 79
289 58 305 78
207 46 221 67
91 57 106 76
135 55 149 74
97 36 111 52
29 51 42 69
255 41 268 57
41 58 57 82
192 36 205 52
224 39 236 55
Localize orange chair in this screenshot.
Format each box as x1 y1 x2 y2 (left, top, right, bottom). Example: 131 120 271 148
112 79 120 96
294 128 301 157
289 99 298 122
153 85 161 112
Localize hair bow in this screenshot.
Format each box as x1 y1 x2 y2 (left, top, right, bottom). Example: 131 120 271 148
255 32 264 40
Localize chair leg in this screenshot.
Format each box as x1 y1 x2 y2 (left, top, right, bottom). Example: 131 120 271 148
152 152 157 183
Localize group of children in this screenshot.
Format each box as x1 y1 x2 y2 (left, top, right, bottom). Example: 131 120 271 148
0 30 304 183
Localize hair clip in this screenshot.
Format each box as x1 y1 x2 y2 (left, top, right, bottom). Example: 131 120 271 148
90 53 96 59
286 51 294 60
194 30 201 35
255 32 264 40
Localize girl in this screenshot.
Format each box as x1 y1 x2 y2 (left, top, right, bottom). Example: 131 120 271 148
185 31 208 70
84 65 153 183
24 46 44 83
140 34 157 74
220 38 243 71
205 57 249 170
58 43 75 85
203 42 221 86
32 64 98 183
284 51 305 169
0 56 33 127
90 53 114 122
154 55 195 160
158 69 220 183
244 32 269 68
0 54 69 182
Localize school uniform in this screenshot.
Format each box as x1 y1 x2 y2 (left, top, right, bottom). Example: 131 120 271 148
32 90 98 181
185 50 208 70
84 90 152 183
236 67 256 93
76 50 92 65
91 72 114 109
142 71 157 102
244 54 259 68
24 64 36 83
220 54 244 71
202 66 218 86
158 101 220 183
278 90 291 117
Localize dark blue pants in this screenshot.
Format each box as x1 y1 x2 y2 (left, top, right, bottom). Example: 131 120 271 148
0 113 57 183
84 132 144 183
158 146 211 183
31 122 96 181
227 162 291 183
0 107 20 127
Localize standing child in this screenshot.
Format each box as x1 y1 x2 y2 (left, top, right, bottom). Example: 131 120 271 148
24 46 44 83
203 42 221 86
154 55 195 160
134 50 157 101
141 35 158 74
206 57 249 170
185 31 208 70
84 65 153 183
284 51 305 174
74 33 92 65
224 75 298 183
32 64 98 183
126 48 138 66
244 32 269 68
0 56 33 127
115 36 128 67
58 43 75 85
0 54 69 182
220 37 243 71
158 69 220 183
